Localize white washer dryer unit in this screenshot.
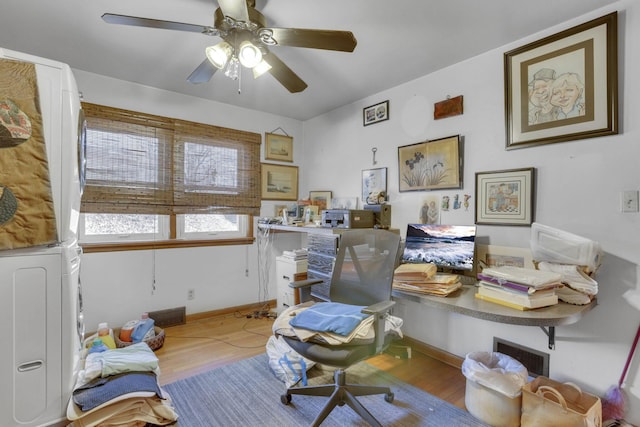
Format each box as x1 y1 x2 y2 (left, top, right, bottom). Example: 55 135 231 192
0 48 84 427
0 242 84 427
0 47 85 244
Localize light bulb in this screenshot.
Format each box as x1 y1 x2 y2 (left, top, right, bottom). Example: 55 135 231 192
252 59 272 78
238 41 262 68
205 42 233 69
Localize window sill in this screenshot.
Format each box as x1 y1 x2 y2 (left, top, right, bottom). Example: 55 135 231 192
81 237 255 253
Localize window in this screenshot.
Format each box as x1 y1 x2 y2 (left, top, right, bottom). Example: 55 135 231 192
176 214 248 240
79 103 260 250
80 213 169 243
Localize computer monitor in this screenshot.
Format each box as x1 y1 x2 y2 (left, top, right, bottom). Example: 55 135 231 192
401 224 476 271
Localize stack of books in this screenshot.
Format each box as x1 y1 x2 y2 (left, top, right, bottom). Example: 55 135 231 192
282 248 308 260
393 263 462 297
475 266 563 310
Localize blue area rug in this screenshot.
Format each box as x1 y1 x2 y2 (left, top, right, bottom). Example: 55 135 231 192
162 353 488 426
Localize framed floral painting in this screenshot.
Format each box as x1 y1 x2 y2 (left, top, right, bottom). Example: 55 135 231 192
398 135 462 192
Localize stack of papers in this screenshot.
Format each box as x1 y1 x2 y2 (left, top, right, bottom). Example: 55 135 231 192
475 266 562 310
282 248 308 260
393 263 461 297
536 261 597 305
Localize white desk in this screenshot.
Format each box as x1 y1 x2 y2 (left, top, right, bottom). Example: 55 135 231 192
259 224 597 349
393 285 597 349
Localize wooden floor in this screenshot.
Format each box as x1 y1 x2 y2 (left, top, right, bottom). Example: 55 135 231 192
154 310 467 410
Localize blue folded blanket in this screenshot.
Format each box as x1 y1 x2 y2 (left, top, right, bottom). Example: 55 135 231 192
73 371 163 411
289 302 369 336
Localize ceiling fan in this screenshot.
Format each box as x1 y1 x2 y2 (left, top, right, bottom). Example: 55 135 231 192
102 0 357 93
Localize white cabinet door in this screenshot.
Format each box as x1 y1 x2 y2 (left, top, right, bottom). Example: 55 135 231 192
0 252 62 426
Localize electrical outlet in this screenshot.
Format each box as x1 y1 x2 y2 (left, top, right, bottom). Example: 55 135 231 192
187 289 195 300
621 190 639 213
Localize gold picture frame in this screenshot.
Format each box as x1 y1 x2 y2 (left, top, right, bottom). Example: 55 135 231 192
475 167 535 226
309 191 332 211
264 132 293 162
476 244 535 270
398 135 462 192
504 12 618 149
261 163 298 201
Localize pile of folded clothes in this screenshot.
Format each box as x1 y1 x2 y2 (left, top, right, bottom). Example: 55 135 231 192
273 300 403 345
530 223 601 305
67 342 178 427
392 263 462 297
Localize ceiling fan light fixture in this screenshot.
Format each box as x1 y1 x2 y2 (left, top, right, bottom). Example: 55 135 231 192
252 59 272 78
238 40 263 68
206 41 233 69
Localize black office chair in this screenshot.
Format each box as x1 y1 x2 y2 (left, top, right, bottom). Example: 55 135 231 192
277 229 402 427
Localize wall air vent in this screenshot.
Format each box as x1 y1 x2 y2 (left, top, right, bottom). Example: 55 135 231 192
148 306 186 328
494 337 549 377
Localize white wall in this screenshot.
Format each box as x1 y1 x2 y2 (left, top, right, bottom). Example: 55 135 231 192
73 69 306 329
302 1 640 422
74 0 640 422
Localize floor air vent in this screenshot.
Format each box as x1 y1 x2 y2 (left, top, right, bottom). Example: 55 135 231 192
493 337 549 377
148 307 186 328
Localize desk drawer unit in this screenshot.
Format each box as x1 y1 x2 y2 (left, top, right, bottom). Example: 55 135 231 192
275 257 307 312
307 234 338 256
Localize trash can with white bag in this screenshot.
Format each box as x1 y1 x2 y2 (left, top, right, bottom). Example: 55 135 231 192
462 351 529 427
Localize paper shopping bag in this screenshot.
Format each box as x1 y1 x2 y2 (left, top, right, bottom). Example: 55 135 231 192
521 376 602 427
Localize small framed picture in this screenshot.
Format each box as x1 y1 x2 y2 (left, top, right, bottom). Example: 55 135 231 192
362 167 387 203
264 132 293 162
475 167 535 226
309 191 332 211
476 244 535 270
261 163 298 201
363 100 389 126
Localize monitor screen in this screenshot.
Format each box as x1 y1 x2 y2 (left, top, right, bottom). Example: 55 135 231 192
402 224 476 271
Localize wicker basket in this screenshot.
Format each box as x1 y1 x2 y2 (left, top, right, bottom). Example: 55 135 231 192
114 326 165 351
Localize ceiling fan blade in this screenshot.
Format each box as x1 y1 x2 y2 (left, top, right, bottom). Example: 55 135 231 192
217 0 249 22
187 59 217 84
266 28 357 52
263 52 307 93
102 13 217 35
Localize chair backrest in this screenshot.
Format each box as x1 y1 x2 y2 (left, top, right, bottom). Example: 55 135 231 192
329 229 401 306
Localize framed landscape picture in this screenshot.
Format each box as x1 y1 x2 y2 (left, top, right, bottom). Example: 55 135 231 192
504 12 618 149
264 132 293 162
309 191 332 211
476 244 535 270
261 163 298 201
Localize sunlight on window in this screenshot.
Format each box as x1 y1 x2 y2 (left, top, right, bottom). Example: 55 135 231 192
184 214 238 233
84 213 160 235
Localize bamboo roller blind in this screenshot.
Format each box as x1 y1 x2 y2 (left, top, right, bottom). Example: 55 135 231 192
81 103 262 216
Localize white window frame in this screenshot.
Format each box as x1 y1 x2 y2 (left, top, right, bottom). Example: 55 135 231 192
78 213 170 243
176 214 249 240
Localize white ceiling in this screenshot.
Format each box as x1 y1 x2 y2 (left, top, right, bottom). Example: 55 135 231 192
0 0 617 120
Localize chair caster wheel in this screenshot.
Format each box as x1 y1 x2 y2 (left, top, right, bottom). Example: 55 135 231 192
281 393 292 405
384 392 394 403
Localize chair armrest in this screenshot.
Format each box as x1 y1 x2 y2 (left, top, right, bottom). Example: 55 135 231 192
361 300 395 315
289 278 324 289
361 300 397 354
289 278 323 303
